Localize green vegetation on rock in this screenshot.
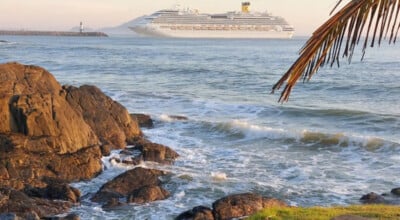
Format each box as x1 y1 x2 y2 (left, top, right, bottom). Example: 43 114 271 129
248 205 400 220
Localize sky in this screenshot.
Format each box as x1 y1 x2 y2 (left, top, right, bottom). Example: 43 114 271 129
0 0 344 36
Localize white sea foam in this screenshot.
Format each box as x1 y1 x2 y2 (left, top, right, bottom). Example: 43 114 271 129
175 191 186 199
211 172 228 181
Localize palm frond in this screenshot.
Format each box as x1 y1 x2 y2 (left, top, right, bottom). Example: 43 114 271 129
272 0 400 102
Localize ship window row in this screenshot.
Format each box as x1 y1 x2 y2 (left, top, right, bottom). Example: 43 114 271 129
157 24 290 31
153 19 288 25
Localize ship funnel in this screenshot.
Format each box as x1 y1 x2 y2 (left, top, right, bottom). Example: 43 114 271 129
241 2 250 13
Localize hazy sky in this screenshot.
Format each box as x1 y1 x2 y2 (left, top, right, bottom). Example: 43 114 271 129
0 0 343 36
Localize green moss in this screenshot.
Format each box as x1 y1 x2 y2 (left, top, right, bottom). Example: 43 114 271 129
248 205 400 220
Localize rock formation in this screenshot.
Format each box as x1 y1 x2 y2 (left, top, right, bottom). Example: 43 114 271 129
175 206 214 220
0 62 143 217
65 85 142 149
129 137 179 164
176 193 287 220
91 167 170 206
130 113 154 128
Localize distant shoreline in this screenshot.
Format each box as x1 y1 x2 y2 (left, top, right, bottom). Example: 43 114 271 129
0 30 108 37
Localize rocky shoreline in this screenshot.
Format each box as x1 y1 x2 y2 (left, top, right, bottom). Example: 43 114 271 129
0 62 398 219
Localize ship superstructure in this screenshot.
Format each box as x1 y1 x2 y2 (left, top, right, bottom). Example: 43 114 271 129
130 2 294 39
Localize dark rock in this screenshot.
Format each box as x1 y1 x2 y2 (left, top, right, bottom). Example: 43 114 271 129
212 193 287 220
360 192 386 204
175 206 214 220
131 137 179 164
65 85 142 149
127 185 170 204
0 187 72 218
391 187 400 196
121 158 141 166
120 150 134 155
102 198 126 210
24 183 81 203
130 113 154 128
91 167 168 204
169 115 188 121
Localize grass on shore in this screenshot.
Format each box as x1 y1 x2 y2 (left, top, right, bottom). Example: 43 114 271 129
248 205 400 220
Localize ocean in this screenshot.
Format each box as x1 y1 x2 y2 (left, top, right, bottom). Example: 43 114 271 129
1 35 399 219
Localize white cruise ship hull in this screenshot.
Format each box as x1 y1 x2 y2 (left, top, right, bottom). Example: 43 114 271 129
130 3 295 39
131 25 294 39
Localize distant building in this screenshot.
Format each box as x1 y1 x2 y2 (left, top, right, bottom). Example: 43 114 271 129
80 22 84 33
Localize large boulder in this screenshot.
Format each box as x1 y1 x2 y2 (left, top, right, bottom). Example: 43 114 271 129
91 167 169 206
0 62 143 189
130 137 179 164
0 63 99 154
0 63 104 189
65 85 142 149
0 62 144 217
212 193 287 220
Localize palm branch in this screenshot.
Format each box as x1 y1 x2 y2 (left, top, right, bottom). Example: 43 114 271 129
272 0 400 102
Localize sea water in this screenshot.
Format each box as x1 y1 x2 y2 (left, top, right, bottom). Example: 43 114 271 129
1 36 399 219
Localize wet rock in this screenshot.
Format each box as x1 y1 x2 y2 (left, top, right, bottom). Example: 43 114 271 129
65 85 142 149
0 187 72 218
121 157 142 166
212 193 287 220
391 187 400 196
120 150 134 155
131 137 179 164
91 167 169 204
175 206 214 220
24 183 81 203
102 198 126 210
169 115 188 121
130 113 154 128
360 192 387 204
127 185 170 204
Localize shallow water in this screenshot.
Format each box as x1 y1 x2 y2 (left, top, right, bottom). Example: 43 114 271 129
1 35 399 219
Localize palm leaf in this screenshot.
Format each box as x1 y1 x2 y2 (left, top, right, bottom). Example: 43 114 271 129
272 0 400 102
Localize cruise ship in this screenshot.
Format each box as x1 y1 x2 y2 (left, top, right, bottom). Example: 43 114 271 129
130 2 294 39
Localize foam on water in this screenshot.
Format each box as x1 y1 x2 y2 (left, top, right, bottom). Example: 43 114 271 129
211 172 228 181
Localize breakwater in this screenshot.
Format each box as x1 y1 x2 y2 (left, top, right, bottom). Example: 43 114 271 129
0 30 108 37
